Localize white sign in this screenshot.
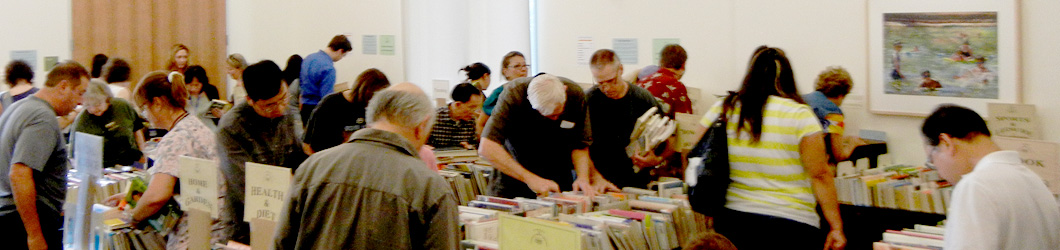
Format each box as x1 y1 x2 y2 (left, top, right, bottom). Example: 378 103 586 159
72 132 103 250
244 163 292 222
994 137 1060 195
988 103 1040 139
178 156 220 218
576 36 594 65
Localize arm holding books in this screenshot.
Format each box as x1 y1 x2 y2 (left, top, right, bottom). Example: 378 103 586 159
479 138 559 196
10 163 47 250
800 132 846 250
125 173 177 224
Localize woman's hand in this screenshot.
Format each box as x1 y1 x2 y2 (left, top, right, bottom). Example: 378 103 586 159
104 192 126 207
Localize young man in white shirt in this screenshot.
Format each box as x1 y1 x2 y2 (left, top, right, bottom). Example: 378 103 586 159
922 104 1060 249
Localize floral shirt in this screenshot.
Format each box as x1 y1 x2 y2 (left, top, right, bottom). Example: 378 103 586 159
637 68 692 117
146 115 222 249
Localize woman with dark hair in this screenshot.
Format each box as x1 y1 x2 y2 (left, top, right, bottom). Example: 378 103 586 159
284 55 304 129
1 60 39 114
166 44 190 74
104 71 221 249
461 62 491 91
102 58 134 101
91 54 109 79
302 68 390 153
691 46 845 250
183 65 221 121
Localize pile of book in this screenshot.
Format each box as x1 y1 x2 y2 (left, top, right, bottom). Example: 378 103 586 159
834 162 952 214
436 148 486 165
626 107 676 159
94 215 169 250
440 163 492 205
458 184 707 250
873 224 945 250
67 167 151 204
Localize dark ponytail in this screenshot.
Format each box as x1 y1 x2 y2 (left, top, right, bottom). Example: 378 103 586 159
460 62 491 81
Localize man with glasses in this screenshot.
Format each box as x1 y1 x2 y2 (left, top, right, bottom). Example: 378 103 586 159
585 49 665 189
217 60 308 244
921 104 1060 249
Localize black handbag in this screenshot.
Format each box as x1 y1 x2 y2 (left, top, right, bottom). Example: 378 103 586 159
687 111 731 216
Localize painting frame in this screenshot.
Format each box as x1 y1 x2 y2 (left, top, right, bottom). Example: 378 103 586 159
867 0 1021 116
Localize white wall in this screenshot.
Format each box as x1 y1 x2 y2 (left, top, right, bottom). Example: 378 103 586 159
226 0 405 93
536 0 1060 164
0 0 73 91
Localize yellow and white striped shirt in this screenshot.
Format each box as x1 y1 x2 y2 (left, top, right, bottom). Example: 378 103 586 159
700 96 823 228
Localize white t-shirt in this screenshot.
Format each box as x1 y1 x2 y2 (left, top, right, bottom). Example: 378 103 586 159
944 150 1060 249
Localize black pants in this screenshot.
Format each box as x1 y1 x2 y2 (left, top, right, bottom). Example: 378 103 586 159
0 209 63 250
299 104 317 126
713 208 824 250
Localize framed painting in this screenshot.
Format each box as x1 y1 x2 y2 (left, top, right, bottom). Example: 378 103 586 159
868 0 1020 116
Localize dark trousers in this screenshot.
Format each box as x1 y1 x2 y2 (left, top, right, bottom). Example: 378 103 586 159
713 208 824 250
0 209 63 250
299 104 317 126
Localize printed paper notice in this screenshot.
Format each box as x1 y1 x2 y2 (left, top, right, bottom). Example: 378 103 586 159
653 38 680 63
432 79 449 101
612 38 638 64
499 213 581 250
10 50 37 71
576 36 594 65
362 35 378 55
244 163 292 222
380 35 396 55
44 56 59 71
994 137 1060 195
178 156 220 218
674 113 699 152
987 103 1040 139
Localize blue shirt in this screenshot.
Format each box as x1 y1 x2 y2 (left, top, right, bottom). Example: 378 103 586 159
802 91 843 134
299 50 336 106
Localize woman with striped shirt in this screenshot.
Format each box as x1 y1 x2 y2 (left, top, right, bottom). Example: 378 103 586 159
693 46 845 250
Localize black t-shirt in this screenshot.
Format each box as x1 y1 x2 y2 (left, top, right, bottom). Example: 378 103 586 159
302 92 367 152
482 76 592 198
586 83 660 189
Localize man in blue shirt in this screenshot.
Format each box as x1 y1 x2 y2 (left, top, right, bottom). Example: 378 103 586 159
299 35 352 124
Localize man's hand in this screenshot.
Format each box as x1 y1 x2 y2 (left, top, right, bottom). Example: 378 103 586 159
572 178 597 197
526 176 560 197
824 229 846 250
27 234 47 250
632 151 663 168
590 175 620 194
460 141 476 150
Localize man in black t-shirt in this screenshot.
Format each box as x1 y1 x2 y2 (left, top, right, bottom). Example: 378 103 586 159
586 49 664 189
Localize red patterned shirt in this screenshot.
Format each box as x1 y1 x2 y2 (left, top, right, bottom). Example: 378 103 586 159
636 68 692 116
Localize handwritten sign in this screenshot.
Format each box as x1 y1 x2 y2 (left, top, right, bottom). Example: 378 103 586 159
178 156 219 218
674 113 700 152
244 163 291 222
987 103 1040 139
499 213 581 250
994 137 1060 195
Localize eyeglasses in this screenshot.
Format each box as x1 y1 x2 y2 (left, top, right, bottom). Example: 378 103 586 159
924 146 939 170
508 64 528 69
254 92 288 112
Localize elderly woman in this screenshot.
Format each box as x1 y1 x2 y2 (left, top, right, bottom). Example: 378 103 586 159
105 71 222 249
70 80 148 167
226 53 249 103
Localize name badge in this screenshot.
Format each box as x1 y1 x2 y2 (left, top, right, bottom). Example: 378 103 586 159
560 120 575 129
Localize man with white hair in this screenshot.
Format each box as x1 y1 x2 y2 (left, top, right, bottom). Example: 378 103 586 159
274 83 459 250
480 73 610 198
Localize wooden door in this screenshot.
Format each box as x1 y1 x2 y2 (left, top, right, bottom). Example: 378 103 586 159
72 0 228 98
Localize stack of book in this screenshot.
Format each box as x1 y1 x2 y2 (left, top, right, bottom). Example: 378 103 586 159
873 224 945 250
834 163 952 214
439 163 492 205
627 107 676 158
457 184 708 250
436 148 486 165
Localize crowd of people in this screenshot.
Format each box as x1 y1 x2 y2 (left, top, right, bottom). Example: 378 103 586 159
0 33 1058 250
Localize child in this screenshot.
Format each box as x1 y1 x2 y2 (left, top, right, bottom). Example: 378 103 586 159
920 70 942 91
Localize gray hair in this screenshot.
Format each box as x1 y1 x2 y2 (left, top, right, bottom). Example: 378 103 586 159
527 74 565 116
366 87 435 129
84 78 113 104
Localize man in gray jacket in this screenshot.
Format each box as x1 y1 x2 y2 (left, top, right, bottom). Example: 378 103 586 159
275 83 459 249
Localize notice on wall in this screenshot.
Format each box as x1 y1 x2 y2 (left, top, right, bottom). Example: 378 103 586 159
432 79 449 101
652 38 680 64
178 156 220 218
10 50 37 71
612 38 638 64
994 137 1060 195
576 36 594 65
362 35 378 55
244 163 292 223
44 56 59 71
499 213 581 250
380 35 396 55
987 103 1040 139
